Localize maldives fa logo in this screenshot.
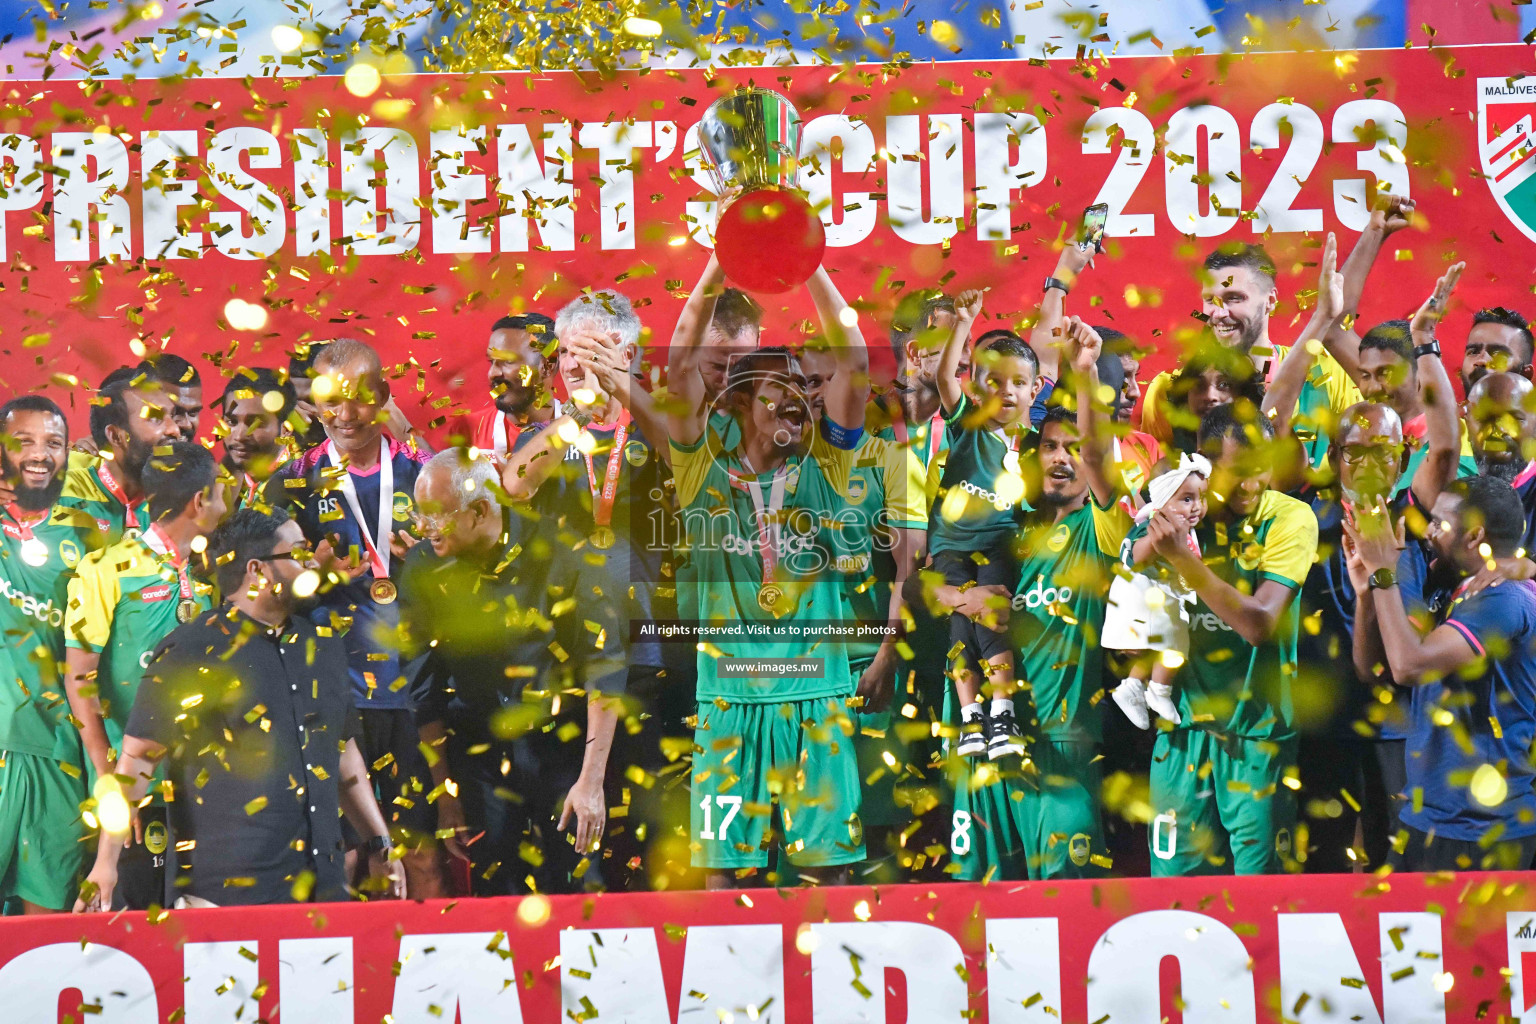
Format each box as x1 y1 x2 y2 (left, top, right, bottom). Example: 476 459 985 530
1478 77 1536 243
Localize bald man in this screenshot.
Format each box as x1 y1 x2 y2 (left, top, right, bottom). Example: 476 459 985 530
262 337 442 897
1296 396 1458 873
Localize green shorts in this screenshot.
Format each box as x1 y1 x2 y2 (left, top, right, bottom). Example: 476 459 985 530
1149 728 1299 876
949 737 1107 881
0 751 86 910
690 697 865 870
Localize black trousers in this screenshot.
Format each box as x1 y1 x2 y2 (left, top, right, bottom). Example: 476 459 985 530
1390 824 1536 872
1299 737 1405 872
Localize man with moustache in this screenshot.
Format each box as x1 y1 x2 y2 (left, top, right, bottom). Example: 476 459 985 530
1138 244 1358 466
60 367 183 541
461 313 558 460
1460 308 1533 394
923 320 1130 880
867 291 955 477
218 367 297 508
663 255 763 456
263 337 442 897
402 450 622 893
75 508 405 910
63 442 224 908
669 257 872 887
1465 371 1536 552
136 353 203 442
0 396 106 913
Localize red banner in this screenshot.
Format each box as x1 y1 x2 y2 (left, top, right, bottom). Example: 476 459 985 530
0 874 1529 1022
3 46 1535 435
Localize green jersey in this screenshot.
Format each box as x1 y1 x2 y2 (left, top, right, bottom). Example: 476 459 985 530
65 532 217 760
1128 489 1318 741
837 433 927 663
60 450 147 544
0 503 101 763
671 422 860 703
1011 497 1131 744
928 395 1026 555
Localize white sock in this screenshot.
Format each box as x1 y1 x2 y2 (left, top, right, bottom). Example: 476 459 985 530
962 700 985 722
989 696 1014 718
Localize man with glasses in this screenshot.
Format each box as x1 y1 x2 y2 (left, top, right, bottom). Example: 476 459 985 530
76 508 404 910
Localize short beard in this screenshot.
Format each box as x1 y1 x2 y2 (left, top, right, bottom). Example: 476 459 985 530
1039 481 1080 507
492 381 538 417
2 457 64 512
1478 453 1527 484
120 434 155 482
1237 315 1266 353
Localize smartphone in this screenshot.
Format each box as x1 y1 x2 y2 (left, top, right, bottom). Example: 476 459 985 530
1080 202 1109 253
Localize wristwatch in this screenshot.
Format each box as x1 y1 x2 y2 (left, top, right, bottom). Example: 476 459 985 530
1368 567 1397 591
1044 275 1072 296
1411 340 1441 360
361 834 392 857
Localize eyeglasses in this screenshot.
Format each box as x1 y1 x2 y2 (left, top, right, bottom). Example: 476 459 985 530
411 508 468 533
258 543 316 564
1339 444 1404 466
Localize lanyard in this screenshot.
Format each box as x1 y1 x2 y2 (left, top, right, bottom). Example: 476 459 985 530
891 412 945 466
492 399 564 459
96 462 139 529
728 462 796 584
582 419 629 529
141 522 194 602
326 437 393 579
1 503 44 542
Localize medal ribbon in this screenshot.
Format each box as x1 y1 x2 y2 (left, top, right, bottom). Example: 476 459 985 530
141 521 194 602
581 419 629 529
492 399 564 459
1 503 45 542
326 436 393 580
728 463 794 586
891 412 945 466
96 461 140 529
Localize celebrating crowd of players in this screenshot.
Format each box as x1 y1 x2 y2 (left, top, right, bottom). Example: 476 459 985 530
1 196 1534 914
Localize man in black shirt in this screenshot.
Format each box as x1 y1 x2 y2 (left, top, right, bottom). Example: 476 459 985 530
404 449 624 895
74 508 404 910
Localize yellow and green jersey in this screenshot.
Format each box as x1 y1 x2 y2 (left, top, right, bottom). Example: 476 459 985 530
1011 498 1132 744
59 450 148 544
65 534 217 762
671 422 859 703
0 503 102 765
1134 489 1318 741
835 433 927 665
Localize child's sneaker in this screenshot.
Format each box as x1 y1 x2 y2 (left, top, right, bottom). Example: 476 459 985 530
1113 678 1151 730
1147 681 1181 725
957 702 989 758
987 699 1027 759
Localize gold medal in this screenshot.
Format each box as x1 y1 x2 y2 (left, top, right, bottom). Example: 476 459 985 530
758 583 783 614
19 537 48 568
176 599 199 624
591 526 615 550
370 578 398 605
1003 449 1021 475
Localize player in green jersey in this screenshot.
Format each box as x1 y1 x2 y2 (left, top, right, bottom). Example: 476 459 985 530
64 442 225 909
927 319 1130 880
800 342 929 877
1132 404 1318 876
216 367 298 510
57 366 182 541
0 396 107 912
867 292 955 476
669 258 872 887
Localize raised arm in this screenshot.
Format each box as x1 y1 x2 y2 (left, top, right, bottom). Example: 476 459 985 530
1031 242 1095 383
805 265 869 431
565 329 672 460
1325 195 1417 378
1262 232 1343 427
938 290 983 415
1408 262 1466 508
666 255 726 445
500 416 575 502
1065 315 1116 508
